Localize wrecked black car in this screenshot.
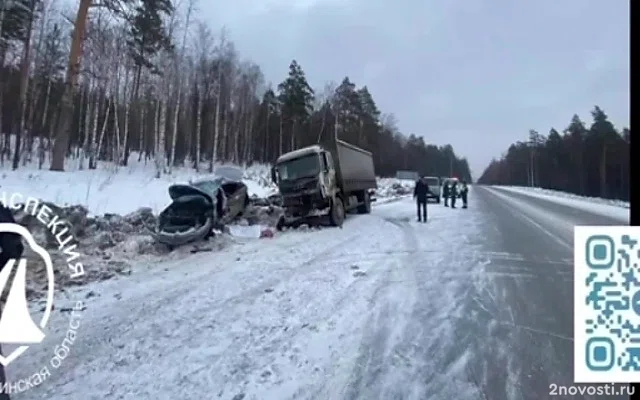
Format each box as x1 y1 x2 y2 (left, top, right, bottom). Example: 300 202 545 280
150 167 249 247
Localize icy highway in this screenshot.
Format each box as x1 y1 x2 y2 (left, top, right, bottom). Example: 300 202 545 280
8 186 631 400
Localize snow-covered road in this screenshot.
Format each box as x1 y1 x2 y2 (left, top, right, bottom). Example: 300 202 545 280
8 197 489 400
7 189 631 399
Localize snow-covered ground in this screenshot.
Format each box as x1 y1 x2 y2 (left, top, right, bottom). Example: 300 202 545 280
0 157 415 295
0 155 409 217
493 185 629 222
6 197 485 400
0 155 277 216
3 161 631 399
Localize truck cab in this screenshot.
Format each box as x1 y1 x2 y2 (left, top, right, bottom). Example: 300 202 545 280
271 146 338 228
271 139 377 229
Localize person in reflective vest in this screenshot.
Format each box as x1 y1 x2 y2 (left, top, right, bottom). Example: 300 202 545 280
450 180 458 208
460 180 469 208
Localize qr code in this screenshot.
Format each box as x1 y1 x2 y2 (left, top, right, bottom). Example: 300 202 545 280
574 226 640 383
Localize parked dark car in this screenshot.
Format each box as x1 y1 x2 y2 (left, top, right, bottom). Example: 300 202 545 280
150 167 249 246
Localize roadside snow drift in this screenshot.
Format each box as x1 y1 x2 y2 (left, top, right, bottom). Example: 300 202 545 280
494 185 629 221
0 157 414 294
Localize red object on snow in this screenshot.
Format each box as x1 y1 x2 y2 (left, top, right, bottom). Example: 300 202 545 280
260 228 274 238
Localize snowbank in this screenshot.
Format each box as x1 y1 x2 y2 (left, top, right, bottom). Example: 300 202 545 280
376 178 414 202
1 154 411 217
0 156 276 216
494 185 629 221
0 157 419 294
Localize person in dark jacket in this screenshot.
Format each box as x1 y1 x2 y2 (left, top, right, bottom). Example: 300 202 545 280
460 180 469 208
442 182 450 207
450 180 458 208
413 177 430 222
0 204 23 400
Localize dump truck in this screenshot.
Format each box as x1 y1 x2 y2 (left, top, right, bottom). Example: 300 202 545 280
271 137 377 229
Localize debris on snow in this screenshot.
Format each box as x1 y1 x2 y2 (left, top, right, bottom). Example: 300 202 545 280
6 192 285 297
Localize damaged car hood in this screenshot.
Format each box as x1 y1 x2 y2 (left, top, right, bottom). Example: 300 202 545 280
168 184 215 202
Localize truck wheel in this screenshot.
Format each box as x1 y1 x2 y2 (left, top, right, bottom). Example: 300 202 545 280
436 196 441 204
329 197 345 227
357 191 371 214
276 216 285 231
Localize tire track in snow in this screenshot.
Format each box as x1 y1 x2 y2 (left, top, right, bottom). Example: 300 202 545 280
340 216 421 400
9 217 374 399
338 207 490 400
221 217 410 399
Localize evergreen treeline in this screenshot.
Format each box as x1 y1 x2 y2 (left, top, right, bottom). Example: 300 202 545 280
0 0 472 181
478 106 629 201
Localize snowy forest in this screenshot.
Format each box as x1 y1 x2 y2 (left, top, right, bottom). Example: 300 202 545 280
0 0 473 181
477 106 630 201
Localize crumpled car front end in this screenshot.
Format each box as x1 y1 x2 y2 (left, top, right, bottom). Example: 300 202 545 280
150 186 220 246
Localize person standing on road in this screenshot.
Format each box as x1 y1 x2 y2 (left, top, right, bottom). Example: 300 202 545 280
460 180 469 208
0 204 24 400
450 180 458 208
442 181 450 207
413 177 430 222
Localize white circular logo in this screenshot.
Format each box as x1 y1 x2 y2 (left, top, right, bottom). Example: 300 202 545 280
0 193 85 394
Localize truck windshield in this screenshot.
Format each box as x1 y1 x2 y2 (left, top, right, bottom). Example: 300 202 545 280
276 154 320 181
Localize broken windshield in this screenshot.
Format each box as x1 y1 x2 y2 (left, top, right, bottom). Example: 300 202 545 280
276 154 320 181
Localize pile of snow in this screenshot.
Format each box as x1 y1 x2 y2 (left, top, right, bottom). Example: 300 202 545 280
242 164 278 199
0 157 282 295
0 157 422 294
495 185 629 208
10 197 286 296
12 203 154 298
494 185 629 222
0 156 276 216
376 178 414 201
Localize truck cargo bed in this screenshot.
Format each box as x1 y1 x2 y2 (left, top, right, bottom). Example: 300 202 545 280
330 139 377 193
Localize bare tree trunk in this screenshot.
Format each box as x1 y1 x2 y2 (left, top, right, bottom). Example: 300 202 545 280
95 97 111 167
12 0 37 170
264 111 270 162
41 78 52 138
211 86 221 168
154 99 159 159
0 3 8 165
113 97 120 165
194 90 202 171
168 2 193 172
79 85 92 169
221 107 228 163
158 97 167 174
37 79 53 169
278 114 283 156
121 69 130 165
122 99 130 163
137 101 145 162
50 0 92 171
233 103 240 163
289 119 296 152
208 98 215 173
88 89 101 169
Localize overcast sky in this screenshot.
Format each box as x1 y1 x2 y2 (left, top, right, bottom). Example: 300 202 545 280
198 0 629 179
